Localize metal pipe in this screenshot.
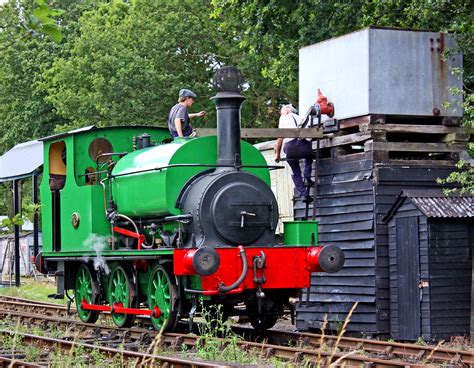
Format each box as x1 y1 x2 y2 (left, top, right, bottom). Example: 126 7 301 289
312 114 321 221
219 246 248 293
114 213 153 249
183 246 248 295
211 67 246 171
114 213 140 235
213 97 245 169
109 163 282 179
13 179 20 287
32 173 39 257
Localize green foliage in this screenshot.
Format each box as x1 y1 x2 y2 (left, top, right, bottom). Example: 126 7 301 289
195 304 257 364
44 0 231 130
436 160 474 195
416 336 427 346
24 345 42 362
211 0 365 125
0 214 25 233
0 0 64 53
29 0 65 42
0 0 96 152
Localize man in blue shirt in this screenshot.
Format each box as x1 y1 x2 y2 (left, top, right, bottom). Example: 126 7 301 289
168 89 206 138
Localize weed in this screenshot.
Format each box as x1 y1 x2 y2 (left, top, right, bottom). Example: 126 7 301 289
1 332 20 350
24 345 42 362
194 304 257 365
416 337 427 346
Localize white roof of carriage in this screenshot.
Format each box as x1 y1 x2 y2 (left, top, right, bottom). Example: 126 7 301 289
0 140 43 182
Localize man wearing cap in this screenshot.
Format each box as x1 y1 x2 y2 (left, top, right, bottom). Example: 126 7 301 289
167 89 206 138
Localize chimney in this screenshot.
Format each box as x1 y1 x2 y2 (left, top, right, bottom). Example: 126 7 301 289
211 66 245 170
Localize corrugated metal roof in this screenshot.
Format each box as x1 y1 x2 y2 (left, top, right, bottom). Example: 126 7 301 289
402 189 473 218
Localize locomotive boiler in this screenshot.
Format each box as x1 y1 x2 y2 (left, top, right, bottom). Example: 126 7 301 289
37 67 344 331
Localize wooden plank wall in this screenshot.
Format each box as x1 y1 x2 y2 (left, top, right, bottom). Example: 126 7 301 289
387 202 430 340
295 157 459 335
295 152 378 333
374 166 457 334
428 221 472 340
471 223 474 345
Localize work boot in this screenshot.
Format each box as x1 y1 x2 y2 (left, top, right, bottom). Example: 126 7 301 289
303 177 315 187
302 195 314 203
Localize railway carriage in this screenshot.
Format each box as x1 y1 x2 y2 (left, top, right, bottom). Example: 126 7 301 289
36 67 344 331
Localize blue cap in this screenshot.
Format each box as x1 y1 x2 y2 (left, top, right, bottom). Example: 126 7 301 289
179 89 197 98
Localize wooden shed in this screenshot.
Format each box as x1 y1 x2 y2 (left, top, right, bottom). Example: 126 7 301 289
294 115 472 337
384 190 473 341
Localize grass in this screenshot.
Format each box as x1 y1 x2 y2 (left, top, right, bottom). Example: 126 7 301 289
0 319 134 367
195 304 259 365
0 276 66 305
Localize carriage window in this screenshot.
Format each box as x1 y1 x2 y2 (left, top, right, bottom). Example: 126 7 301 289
89 138 113 164
49 141 67 191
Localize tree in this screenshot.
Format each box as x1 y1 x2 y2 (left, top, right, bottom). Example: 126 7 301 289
0 0 98 152
212 1 366 108
43 0 238 131
212 0 473 128
0 0 64 52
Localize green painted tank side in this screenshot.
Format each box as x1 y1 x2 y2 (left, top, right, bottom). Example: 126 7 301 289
40 127 170 254
111 136 270 217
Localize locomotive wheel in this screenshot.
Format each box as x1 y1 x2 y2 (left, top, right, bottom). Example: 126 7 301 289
247 299 283 332
75 263 100 324
109 265 137 328
249 314 278 332
147 265 178 332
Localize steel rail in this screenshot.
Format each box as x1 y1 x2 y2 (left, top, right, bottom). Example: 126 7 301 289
233 326 474 366
0 356 44 368
0 295 64 307
0 329 234 368
0 308 425 367
1 296 472 366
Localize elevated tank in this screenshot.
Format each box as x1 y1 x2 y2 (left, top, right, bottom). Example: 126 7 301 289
111 136 270 217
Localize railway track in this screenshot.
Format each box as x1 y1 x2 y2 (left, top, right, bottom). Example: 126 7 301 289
0 329 234 367
0 296 472 367
0 355 42 368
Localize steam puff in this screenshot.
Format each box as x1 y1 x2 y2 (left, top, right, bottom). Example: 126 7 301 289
83 234 110 274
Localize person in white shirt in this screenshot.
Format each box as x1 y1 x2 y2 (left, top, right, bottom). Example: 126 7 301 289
275 104 314 199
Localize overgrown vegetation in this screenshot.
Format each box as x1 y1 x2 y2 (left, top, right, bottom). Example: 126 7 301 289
0 329 132 367
196 304 257 364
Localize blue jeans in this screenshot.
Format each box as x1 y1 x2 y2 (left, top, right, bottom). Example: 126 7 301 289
170 125 193 137
284 143 313 197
